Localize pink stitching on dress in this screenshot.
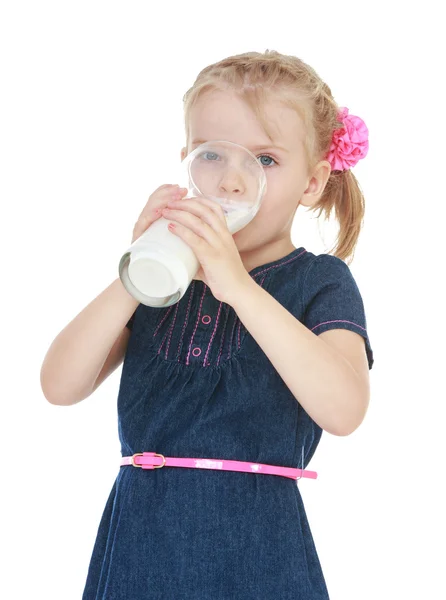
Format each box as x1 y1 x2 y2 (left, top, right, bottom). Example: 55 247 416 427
176 283 195 361
186 283 206 365
153 306 173 337
216 305 231 367
163 302 180 359
157 326 170 355
254 248 307 278
203 301 223 367
311 319 367 332
227 312 238 360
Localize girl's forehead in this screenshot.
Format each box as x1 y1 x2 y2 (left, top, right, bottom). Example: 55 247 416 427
189 91 303 152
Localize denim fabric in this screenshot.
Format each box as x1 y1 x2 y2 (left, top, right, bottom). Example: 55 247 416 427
82 246 374 599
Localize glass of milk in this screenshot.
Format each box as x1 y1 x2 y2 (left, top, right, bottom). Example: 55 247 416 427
118 140 267 308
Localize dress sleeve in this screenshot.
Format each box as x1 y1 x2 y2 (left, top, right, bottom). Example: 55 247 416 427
126 310 136 331
301 254 374 370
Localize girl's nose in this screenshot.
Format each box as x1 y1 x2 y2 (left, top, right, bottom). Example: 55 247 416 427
219 172 245 195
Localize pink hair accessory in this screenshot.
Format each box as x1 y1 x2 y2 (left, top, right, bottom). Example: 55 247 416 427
326 106 369 171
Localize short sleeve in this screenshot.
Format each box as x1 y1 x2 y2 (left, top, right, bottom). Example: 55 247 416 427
301 254 374 370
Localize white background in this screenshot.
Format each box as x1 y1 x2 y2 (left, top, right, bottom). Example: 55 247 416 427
2 1 445 598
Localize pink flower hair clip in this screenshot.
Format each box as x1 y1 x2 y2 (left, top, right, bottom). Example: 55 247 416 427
325 106 369 171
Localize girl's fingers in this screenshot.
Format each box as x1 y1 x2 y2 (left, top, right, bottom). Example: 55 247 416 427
132 186 189 243
156 183 179 191
178 195 228 223
136 186 185 222
194 195 226 216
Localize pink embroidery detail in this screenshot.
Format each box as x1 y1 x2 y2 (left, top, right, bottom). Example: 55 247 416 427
311 319 367 332
227 312 238 360
192 347 202 357
186 284 206 365
157 327 170 355
203 302 223 367
153 305 173 337
254 248 307 278
202 315 211 325
164 302 179 359
216 305 231 367
176 283 195 361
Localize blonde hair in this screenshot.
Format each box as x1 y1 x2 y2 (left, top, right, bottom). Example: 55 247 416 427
182 50 368 264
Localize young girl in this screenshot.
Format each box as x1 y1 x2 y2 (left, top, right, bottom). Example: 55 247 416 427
80 50 373 598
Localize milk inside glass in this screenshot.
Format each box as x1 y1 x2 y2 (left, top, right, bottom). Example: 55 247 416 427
119 140 266 308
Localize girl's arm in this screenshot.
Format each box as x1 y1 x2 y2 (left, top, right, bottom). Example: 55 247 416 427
231 278 370 437
40 278 139 406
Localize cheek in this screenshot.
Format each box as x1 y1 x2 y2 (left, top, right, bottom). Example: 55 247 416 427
238 170 296 230
235 204 280 241
264 170 303 211
257 187 291 220
261 171 286 203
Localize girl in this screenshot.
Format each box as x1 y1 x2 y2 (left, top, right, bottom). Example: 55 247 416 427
51 50 374 599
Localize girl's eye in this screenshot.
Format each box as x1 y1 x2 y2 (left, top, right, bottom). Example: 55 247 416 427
258 154 277 167
199 151 277 167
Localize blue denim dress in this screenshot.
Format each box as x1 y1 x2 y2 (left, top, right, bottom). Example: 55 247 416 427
82 246 374 599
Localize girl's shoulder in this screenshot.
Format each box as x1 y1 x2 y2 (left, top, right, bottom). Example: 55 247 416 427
299 252 374 370
262 247 374 370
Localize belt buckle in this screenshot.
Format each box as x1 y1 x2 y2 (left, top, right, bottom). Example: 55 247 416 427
131 452 166 469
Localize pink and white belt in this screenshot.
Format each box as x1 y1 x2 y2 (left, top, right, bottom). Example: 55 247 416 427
120 452 317 481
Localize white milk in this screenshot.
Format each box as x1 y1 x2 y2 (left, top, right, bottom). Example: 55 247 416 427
120 200 257 307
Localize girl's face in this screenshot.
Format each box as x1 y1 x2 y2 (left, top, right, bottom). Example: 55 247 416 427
181 89 330 256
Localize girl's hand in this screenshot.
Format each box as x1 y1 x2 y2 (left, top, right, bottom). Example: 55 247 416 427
161 196 252 305
131 184 188 244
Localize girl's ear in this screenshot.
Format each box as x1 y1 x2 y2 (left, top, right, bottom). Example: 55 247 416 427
300 160 332 207
181 147 187 161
